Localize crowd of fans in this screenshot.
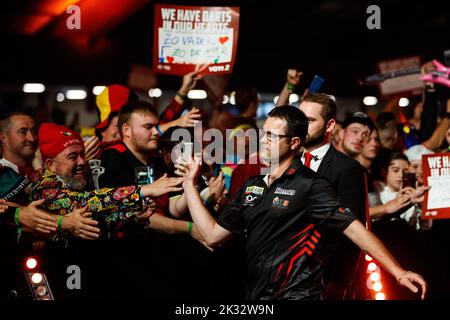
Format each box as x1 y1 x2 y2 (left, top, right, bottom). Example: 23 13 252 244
1 60 449 300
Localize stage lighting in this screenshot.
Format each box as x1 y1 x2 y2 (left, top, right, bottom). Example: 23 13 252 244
148 88 162 97
66 89 87 100
367 262 377 272
24 256 54 300
370 272 380 282
25 257 38 270
373 282 383 292
188 90 207 99
375 292 385 300
363 96 378 106
23 83 45 93
92 86 106 95
399 97 409 107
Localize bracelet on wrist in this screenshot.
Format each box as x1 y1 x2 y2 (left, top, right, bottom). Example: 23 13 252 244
176 91 188 100
397 271 411 283
287 83 295 93
187 221 193 234
57 216 64 233
14 207 21 226
15 207 22 239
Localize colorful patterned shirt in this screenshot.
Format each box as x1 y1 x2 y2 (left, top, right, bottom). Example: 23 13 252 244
31 170 144 231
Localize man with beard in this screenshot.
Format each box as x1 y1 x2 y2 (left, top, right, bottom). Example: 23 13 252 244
30 123 182 299
277 88 369 299
299 96 371 299
31 123 182 233
0 112 40 181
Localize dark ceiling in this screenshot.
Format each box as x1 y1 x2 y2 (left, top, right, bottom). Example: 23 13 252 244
1 0 449 96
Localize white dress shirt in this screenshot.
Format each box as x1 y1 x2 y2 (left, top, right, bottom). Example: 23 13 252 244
301 143 331 172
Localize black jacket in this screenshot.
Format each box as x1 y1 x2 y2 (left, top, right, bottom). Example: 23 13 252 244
316 145 367 289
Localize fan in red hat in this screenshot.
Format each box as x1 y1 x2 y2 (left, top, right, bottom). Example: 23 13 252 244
39 123 87 190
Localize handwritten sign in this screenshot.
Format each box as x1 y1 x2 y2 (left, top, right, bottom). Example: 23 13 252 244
153 4 240 75
422 153 450 219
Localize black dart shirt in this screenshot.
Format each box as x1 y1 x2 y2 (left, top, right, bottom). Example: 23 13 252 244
217 156 357 300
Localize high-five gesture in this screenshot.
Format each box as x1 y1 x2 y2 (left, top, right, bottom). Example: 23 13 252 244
181 156 202 188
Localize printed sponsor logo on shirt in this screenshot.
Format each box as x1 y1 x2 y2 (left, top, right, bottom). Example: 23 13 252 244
272 196 289 208
244 194 259 206
245 186 264 195
274 187 296 196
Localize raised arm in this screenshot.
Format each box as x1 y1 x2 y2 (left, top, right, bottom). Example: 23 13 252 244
276 69 303 107
158 107 201 134
159 71 203 124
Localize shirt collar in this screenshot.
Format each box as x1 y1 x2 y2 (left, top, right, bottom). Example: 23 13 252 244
304 143 331 161
282 155 303 177
259 156 302 186
0 158 19 173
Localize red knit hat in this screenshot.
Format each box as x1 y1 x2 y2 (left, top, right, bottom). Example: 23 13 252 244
39 123 84 160
95 85 132 130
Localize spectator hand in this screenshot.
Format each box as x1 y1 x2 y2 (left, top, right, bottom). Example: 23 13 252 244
207 171 226 203
410 181 431 204
174 158 189 177
287 69 303 87
384 194 411 214
181 155 202 187
84 136 101 161
179 69 204 96
63 203 100 240
0 199 8 214
16 199 58 234
176 107 202 128
136 199 156 220
141 174 184 197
